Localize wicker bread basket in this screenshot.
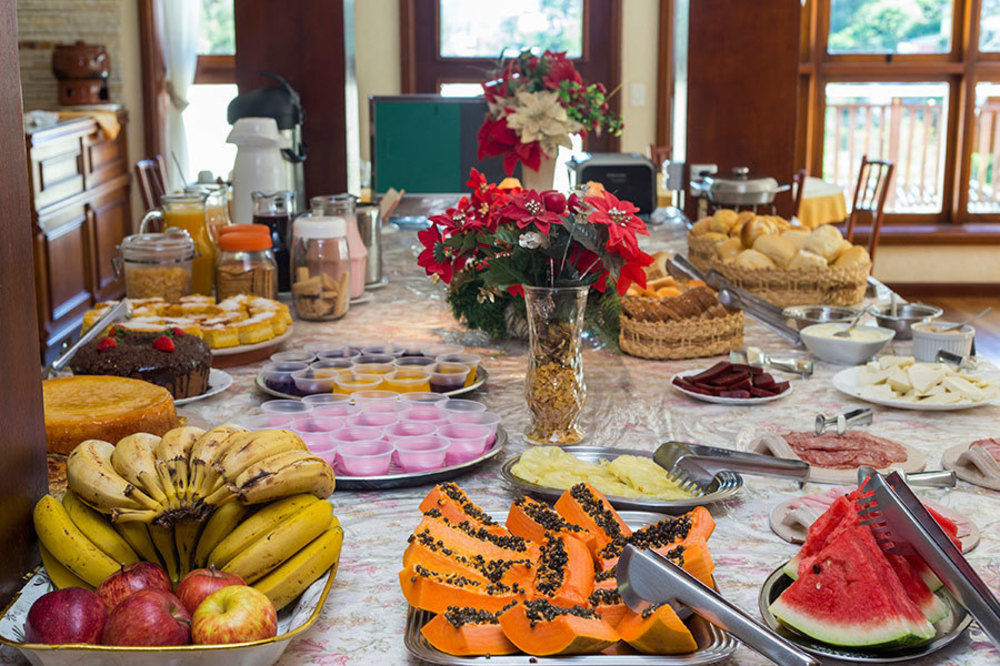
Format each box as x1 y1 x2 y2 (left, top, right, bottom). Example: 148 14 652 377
620 304 744 360
685 231 870 307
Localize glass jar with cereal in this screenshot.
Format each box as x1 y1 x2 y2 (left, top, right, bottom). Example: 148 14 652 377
115 229 195 303
291 216 350 321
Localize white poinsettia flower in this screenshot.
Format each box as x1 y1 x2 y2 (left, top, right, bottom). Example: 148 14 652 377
505 90 584 154
518 231 547 249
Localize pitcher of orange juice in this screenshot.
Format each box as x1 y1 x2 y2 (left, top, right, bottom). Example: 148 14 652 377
186 184 232 243
141 193 216 295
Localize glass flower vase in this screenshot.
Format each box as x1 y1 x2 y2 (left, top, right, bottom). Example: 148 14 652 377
523 285 588 445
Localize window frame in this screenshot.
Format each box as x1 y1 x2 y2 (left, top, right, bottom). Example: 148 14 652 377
399 0 622 153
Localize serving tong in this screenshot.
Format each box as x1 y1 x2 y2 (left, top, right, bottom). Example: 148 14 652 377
43 299 133 379
617 545 818 666
814 407 873 435
856 470 1000 647
731 347 813 378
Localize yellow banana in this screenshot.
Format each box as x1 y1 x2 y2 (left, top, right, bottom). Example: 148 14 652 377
67 440 162 513
236 457 336 505
194 501 249 568
200 430 259 499
252 517 343 610
111 508 160 523
62 490 139 566
155 426 204 504
110 433 169 506
40 544 93 590
114 522 162 566
188 424 247 500
173 520 202 578
208 494 319 568
33 495 120 587
231 449 320 490
149 524 180 585
216 430 307 483
222 499 334 583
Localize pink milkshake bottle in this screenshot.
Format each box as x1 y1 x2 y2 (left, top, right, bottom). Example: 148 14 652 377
310 194 367 299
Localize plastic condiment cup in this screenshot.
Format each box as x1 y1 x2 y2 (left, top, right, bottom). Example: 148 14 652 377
362 344 406 358
260 361 310 395
312 358 355 372
428 362 471 393
440 424 493 464
386 421 438 443
382 368 432 393
334 373 383 395
347 411 399 430
395 340 430 357
308 343 351 359
352 362 397 377
348 340 389 355
352 390 400 411
354 353 396 365
291 368 341 395
312 401 359 418
239 414 292 430
399 392 449 406
443 399 487 414
447 411 501 439
270 350 315 364
437 353 482 387
329 427 385 447
400 406 449 425
336 441 394 476
395 356 437 368
302 393 353 407
295 430 335 450
291 415 343 433
394 436 449 472
311 446 338 468
261 399 311 415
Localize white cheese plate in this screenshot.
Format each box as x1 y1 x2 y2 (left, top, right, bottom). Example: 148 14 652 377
831 366 1000 412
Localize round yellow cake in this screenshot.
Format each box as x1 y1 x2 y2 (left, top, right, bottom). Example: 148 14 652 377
43 376 179 454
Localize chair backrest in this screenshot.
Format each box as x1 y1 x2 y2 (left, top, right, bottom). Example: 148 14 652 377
845 155 894 262
134 156 168 211
791 168 807 220
648 144 671 170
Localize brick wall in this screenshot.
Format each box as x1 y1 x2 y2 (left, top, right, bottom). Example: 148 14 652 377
16 0 124 110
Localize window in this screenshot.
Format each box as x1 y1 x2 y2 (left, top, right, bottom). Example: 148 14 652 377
186 0 236 181
438 0 583 58
799 0 1000 224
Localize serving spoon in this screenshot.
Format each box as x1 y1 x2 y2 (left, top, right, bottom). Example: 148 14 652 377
833 305 872 338
938 306 991 332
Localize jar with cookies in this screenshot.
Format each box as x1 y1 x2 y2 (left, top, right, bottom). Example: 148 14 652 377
215 231 278 300
290 216 351 321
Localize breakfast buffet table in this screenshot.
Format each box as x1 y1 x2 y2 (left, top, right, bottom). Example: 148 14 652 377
18 221 997 665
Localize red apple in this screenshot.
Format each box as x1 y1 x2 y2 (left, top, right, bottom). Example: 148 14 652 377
101 589 191 646
191 586 277 645
97 562 172 611
176 567 246 614
25 587 105 645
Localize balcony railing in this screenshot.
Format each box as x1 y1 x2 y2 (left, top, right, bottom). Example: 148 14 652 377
970 99 1000 214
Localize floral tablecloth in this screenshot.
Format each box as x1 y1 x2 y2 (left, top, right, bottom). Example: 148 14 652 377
15 221 1000 665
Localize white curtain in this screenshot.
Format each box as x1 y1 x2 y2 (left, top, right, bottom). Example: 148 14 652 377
156 0 200 189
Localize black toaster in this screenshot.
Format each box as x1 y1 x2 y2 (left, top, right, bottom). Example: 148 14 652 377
567 153 657 214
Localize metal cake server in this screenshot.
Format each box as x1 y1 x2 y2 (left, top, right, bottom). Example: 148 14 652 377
44 299 133 379
617 545 818 666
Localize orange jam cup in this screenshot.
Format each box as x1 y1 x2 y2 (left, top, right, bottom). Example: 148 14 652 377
382 367 431 393
333 373 383 395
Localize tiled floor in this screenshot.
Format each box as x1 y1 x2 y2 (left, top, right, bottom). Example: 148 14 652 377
920 297 1000 362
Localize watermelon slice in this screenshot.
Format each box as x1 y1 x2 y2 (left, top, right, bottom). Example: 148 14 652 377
770 526 936 647
884 551 949 624
783 495 856 579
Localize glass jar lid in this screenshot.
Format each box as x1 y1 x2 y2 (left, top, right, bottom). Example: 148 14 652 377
119 228 195 262
294 216 347 239
310 193 356 216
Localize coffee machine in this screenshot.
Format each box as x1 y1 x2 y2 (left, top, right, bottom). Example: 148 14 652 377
227 72 308 211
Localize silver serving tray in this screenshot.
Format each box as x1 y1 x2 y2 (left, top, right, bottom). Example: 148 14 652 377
758 563 971 663
403 510 739 664
335 426 507 491
499 446 743 514
256 367 489 400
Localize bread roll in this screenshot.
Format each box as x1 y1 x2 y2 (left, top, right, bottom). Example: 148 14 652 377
647 276 677 291
691 217 713 235
740 217 778 249
833 238 853 260
711 209 739 232
716 237 743 263
732 211 755 238
752 235 798 267
733 249 776 270
781 229 811 250
701 232 728 243
803 223 844 261
651 251 671 279
832 245 870 268
786 250 828 270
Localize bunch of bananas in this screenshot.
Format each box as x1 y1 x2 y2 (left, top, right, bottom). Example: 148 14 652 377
34 425 343 610
67 425 335 524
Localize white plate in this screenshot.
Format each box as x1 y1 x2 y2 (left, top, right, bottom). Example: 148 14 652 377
174 368 234 405
670 369 792 405
211 327 294 357
831 366 1000 411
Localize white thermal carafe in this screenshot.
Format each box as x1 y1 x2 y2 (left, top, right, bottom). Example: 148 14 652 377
226 117 290 224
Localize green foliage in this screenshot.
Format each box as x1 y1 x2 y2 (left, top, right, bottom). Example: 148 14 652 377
828 0 950 54
199 0 235 55
446 273 515 339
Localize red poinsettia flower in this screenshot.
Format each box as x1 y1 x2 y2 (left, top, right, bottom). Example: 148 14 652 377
615 252 653 296
477 118 518 161
416 226 454 283
542 51 582 89
499 191 564 234
511 139 542 173
585 191 649 254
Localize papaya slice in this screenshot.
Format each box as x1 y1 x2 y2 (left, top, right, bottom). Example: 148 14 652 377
411 509 541 564
420 606 518 656
498 599 619 656
506 496 594 551
531 533 594 607
420 483 510 536
403 533 535 590
595 507 716 572
617 603 698 654
588 587 628 628
596 538 714 587
554 483 631 557
399 564 526 614
593 569 618 590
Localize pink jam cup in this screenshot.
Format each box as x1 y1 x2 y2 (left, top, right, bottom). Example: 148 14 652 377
386 421 438 444
347 411 399 430
439 424 492 464
443 399 487 414
447 411 501 442
400 406 449 425
329 426 385 446
260 399 311 415
302 393 353 407
312 402 359 419
394 436 449 472
399 392 449 407
239 414 292 430
336 441 394 476
352 390 400 412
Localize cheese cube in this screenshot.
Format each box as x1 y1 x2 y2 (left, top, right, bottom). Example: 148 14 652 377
923 391 963 405
942 376 985 402
860 384 896 401
886 367 912 394
907 364 945 394
879 355 912 370
858 365 888 387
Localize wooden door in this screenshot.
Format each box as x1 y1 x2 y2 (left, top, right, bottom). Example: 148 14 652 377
0 1 48 604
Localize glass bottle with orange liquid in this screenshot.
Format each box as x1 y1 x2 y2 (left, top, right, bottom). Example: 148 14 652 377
140 193 217 295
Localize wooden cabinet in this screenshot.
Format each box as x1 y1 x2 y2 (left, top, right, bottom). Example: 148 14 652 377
26 112 132 362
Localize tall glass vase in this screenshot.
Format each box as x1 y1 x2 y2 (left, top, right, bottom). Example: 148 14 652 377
523 285 588 445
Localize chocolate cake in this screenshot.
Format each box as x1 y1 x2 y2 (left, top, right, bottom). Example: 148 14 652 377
70 327 212 399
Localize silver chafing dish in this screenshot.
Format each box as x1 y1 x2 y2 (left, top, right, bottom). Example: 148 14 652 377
691 166 791 206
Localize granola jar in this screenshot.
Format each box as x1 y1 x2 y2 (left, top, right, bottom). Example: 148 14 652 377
216 232 277 300
291 216 350 320
115 229 194 303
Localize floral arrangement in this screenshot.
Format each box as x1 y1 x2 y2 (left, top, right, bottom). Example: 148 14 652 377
417 169 652 339
478 50 623 174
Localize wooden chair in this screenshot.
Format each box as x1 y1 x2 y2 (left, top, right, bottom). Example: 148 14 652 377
648 144 671 169
844 156 894 263
134 156 168 211
791 168 807 221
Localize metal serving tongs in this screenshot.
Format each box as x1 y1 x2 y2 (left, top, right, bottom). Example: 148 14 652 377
856 464 956 489
617 545 819 666
43 299 133 379
654 441 810 494
857 470 1000 647
731 347 813 378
